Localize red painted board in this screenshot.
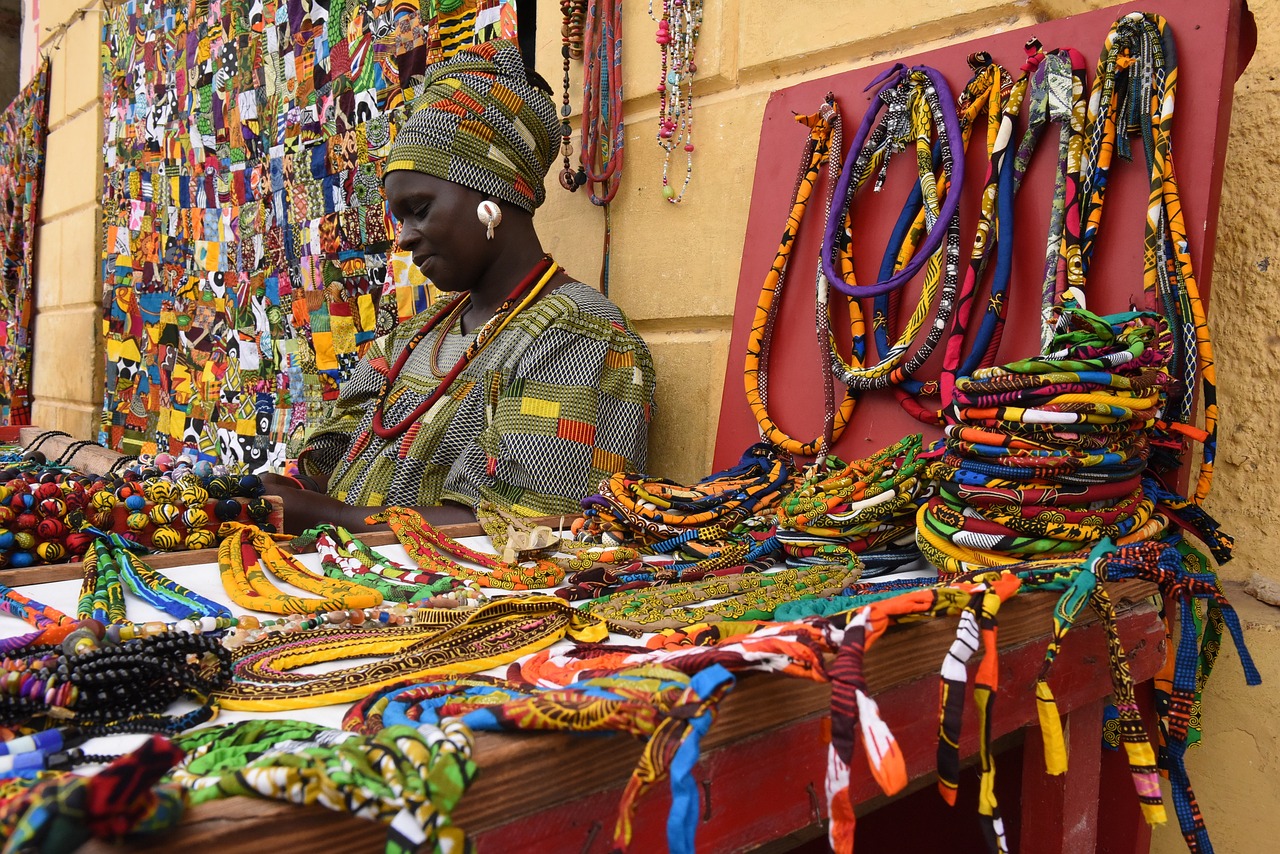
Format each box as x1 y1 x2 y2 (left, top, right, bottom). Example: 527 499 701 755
714 0 1250 471
472 602 1164 852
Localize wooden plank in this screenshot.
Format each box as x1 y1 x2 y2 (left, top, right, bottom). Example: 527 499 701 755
81 582 1161 852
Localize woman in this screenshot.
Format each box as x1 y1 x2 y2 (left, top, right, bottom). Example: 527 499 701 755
267 40 656 533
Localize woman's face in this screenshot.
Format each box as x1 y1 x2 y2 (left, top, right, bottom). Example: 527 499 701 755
385 170 488 292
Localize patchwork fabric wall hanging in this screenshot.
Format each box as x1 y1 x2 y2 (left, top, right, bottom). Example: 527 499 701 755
100 0 514 469
0 58 52 427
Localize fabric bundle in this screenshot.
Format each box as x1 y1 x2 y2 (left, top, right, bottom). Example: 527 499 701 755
918 304 1174 577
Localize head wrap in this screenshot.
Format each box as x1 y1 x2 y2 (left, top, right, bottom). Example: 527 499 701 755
385 40 559 213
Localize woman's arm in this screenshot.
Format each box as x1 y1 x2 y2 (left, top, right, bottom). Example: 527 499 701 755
264 481 476 534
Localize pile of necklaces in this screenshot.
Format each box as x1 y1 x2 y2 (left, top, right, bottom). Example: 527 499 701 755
0 11 1260 854
0 438 280 568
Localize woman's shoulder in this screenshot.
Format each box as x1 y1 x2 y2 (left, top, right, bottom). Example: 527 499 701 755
528 281 646 342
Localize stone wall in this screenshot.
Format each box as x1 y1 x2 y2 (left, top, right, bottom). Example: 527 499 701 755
27 0 103 438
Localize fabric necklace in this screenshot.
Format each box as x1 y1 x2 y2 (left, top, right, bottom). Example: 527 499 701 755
822 65 963 391
217 522 384 615
345 665 734 854
170 718 475 854
373 507 564 590
1080 12 1217 503
744 94 859 456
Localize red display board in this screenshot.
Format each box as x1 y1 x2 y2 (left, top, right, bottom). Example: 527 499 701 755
714 0 1252 470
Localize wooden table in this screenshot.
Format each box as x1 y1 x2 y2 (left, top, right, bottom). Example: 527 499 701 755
79 579 1163 853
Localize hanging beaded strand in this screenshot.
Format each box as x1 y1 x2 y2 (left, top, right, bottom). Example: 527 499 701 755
653 0 704 203
559 0 588 193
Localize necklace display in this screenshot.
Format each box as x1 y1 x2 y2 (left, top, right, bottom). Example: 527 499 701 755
371 257 559 441
744 95 860 456
374 507 564 590
217 522 384 614
651 0 704 202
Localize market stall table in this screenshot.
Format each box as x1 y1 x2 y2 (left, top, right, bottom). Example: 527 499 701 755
0 529 1163 852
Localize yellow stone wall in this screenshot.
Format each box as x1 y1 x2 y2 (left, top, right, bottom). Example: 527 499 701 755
22 0 1280 846
28 0 104 439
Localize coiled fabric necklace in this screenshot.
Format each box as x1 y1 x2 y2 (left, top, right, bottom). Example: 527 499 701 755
1080 12 1218 503
744 95 859 456
880 53 1012 424
819 64 963 391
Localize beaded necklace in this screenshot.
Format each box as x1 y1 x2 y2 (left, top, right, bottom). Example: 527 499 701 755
558 0 588 193
374 507 564 590
584 563 861 633
0 632 230 733
371 257 558 440
651 0 703 202
744 95 859 456
217 522 384 614
820 65 963 391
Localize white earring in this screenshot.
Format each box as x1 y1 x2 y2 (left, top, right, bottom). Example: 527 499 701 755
477 200 502 240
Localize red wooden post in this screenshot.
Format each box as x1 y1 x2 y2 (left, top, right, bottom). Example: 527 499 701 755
1020 697 1106 854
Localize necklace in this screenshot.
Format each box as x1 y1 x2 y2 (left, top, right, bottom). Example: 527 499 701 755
582 0 625 204
559 0 588 193
293 524 486 604
652 0 704 203
744 95 859 456
820 63 964 299
217 522 384 614
371 257 558 440
214 596 607 711
1081 13 1217 503
821 65 963 391
584 563 860 632
171 718 475 853
882 54 1012 424
373 507 565 590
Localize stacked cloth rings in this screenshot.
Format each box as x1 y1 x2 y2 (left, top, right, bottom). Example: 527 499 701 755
775 434 931 580
919 304 1175 577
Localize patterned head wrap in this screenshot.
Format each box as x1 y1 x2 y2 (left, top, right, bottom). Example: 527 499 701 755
385 39 559 213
